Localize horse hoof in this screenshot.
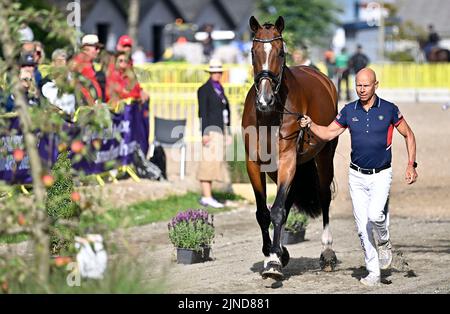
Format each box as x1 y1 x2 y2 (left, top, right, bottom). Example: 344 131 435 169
281 246 290 267
320 248 337 272
261 261 283 280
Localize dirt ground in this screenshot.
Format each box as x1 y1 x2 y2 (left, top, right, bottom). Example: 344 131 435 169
3 102 450 293
113 101 450 294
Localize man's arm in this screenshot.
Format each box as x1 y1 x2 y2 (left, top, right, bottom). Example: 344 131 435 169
300 115 346 141
396 119 418 184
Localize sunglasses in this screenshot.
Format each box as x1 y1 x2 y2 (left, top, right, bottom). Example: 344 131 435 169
20 77 32 82
118 59 127 63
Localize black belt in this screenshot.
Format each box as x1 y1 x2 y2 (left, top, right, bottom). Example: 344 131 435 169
350 163 391 175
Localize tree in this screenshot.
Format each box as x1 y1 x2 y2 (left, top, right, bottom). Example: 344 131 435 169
257 0 342 47
128 0 140 52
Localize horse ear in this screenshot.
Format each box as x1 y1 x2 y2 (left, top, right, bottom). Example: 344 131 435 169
275 16 285 33
249 16 261 33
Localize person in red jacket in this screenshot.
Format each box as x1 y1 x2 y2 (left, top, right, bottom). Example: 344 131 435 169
69 34 103 105
105 51 144 106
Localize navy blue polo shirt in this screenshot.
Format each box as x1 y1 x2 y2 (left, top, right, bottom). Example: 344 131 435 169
335 95 404 169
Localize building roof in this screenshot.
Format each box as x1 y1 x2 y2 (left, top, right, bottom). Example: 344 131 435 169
171 0 209 22
220 0 255 28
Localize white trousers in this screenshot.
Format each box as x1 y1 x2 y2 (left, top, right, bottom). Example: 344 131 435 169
349 167 392 277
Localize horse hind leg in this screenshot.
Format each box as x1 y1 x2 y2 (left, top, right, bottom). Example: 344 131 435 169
316 141 338 272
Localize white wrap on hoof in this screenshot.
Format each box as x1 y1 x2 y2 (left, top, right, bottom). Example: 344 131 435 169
321 225 333 250
264 253 281 268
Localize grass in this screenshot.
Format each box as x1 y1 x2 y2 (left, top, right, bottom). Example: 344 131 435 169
6 259 165 294
0 191 243 244
80 191 241 231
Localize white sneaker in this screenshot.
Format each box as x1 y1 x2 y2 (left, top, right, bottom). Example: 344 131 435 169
199 197 224 209
378 240 393 270
360 273 381 287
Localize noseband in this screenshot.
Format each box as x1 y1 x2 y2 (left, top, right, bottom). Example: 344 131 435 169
252 36 285 95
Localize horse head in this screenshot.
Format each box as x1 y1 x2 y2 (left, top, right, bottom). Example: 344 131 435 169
249 16 286 112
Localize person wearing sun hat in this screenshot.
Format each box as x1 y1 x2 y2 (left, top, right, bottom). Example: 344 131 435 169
196 59 231 209
69 34 104 105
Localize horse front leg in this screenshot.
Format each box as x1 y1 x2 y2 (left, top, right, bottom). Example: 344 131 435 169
262 148 297 280
246 159 271 257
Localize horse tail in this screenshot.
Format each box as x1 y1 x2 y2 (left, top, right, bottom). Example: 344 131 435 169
290 160 322 218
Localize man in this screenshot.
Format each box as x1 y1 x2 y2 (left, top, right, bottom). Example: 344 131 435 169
300 68 418 286
69 34 103 105
335 47 350 101
41 49 76 116
197 59 231 208
349 45 370 75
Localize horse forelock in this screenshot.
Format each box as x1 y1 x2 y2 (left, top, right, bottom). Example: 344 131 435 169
262 22 274 29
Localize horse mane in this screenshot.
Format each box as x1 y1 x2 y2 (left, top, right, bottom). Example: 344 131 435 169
262 22 275 29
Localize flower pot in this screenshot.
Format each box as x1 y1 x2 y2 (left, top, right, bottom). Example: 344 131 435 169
176 247 211 264
282 229 306 245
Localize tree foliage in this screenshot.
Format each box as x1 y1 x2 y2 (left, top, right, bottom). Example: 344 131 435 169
256 0 342 47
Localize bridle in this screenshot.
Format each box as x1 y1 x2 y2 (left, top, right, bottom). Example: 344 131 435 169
252 36 285 95
252 35 315 156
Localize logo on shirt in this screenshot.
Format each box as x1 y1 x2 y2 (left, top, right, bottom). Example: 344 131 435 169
378 115 384 120
352 117 359 122
336 113 341 120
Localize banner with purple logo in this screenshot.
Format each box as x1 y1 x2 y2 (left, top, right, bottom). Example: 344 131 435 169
0 116 58 184
0 101 150 184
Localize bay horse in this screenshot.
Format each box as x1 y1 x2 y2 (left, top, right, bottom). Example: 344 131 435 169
242 16 339 280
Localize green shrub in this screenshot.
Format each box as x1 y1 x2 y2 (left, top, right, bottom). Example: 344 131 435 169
46 152 80 255
46 152 79 219
168 209 215 251
285 209 309 232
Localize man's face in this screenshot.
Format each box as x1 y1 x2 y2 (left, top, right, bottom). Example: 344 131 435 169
83 45 100 60
356 74 378 102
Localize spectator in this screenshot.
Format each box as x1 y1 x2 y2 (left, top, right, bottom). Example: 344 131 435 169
69 34 103 105
349 45 370 75
108 35 149 102
105 51 144 106
335 47 350 101
5 68 39 112
201 24 214 61
18 23 34 43
427 24 440 46
291 46 319 71
132 46 147 65
324 47 336 80
41 49 76 116
197 59 231 208
32 41 45 89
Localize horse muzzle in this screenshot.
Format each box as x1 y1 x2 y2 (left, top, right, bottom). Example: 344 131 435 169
256 93 275 112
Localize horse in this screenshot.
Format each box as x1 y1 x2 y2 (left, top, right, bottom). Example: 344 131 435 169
242 16 339 280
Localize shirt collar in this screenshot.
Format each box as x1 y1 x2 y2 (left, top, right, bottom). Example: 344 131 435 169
354 94 380 110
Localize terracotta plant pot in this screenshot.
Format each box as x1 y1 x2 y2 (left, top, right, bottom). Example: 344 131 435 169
282 229 306 245
176 247 211 264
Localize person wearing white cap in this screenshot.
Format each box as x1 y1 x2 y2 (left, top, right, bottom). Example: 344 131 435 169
69 34 103 105
197 59 231 208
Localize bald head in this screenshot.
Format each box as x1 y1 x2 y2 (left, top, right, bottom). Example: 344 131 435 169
356 68 377 83
355 68 378 103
